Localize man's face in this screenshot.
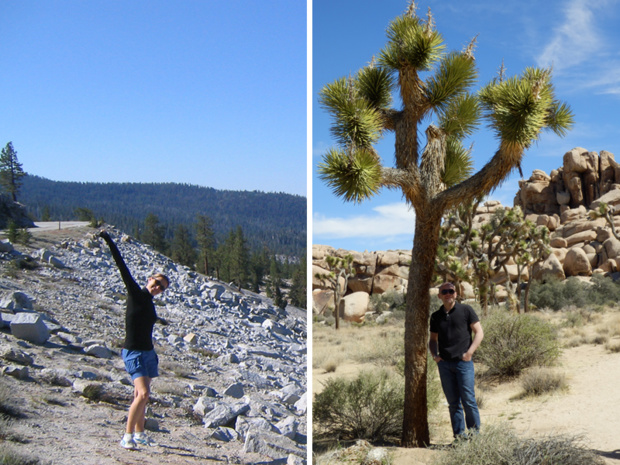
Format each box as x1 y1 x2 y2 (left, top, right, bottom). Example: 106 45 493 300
438 285 457 306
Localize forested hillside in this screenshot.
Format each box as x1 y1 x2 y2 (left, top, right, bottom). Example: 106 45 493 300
20 175 305 257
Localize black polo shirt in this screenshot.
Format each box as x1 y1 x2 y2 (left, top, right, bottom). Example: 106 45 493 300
430 302 479 361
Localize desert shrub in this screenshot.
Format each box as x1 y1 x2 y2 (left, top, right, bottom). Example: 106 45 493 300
81 383 116 404
586 273 620 306
528 277 584 310
512 435 604 464
159 360 193 378
530 275 620 311
313 440 391 465
432 423 518 465
605 340 620 353
313 370 403 442
519 368 568 397
589 334 608 345
9 257 38 272
477 312 560 377
562 306 588 328
0 445 43 465
323 360 338 373
0 382 23 419
433 424 604 465
155 379 187 396
369 290 406 314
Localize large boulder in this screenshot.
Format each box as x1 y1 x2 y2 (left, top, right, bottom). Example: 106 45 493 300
533 254 566 281
563 247 592 277
342 292 370 323
517 170 558 215
372 274 406 294
312 289 333 316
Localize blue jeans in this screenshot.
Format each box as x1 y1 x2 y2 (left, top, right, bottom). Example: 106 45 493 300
437 359 480 437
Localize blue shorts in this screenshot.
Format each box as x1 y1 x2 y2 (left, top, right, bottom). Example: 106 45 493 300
122 349 159 380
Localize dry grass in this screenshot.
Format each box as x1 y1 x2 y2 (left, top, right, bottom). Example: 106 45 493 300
516 367 568 399
159 360 193 378
604 339 620 353
313 322 404 371
154 378 187 396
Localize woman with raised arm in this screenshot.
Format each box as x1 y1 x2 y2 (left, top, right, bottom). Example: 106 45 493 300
99 230 170 450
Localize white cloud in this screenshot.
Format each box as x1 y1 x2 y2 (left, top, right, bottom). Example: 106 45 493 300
535 0 620 98
313 202 416 239
536 0 602 71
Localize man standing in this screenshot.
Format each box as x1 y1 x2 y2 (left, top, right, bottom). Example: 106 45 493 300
429 282 483 440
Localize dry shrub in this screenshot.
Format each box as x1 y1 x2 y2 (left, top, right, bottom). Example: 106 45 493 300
313 370 403 442
154 379 187 396
433 423 604 465
588 334 608 345
477 312 560 378
159 360 193 378
605 340 620 353
0 444 43 465
519 368 568 397
323 360 339 373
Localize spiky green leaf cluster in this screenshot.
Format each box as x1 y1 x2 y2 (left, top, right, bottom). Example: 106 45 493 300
442 137 474 187
479 67 574 149
319 78 384 149
318 148 382 203
427 52 478 111
378 15 445 71
439 93 481 139
356 65 394 110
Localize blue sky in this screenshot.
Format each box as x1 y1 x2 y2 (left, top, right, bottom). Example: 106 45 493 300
0 1 306 196
312 0 620 252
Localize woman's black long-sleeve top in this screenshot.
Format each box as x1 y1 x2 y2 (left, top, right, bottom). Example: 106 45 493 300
101 233 157 351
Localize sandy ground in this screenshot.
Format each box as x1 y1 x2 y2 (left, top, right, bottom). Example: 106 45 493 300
313 313 620 464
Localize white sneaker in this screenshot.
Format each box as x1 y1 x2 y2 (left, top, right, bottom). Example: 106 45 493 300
120 436 138 449
134 433 157 446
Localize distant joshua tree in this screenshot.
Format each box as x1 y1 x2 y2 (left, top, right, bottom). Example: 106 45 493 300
315 254 354 330
318 1 573 446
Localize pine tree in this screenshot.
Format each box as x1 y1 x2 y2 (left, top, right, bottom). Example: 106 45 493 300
142 213 167 253
249 247 269 293
41 205 51 221
267 255 280 298
171 224 197 268
289 256 307 308
218 227 250 290
195 214 216 275
0 142 26 202
230 226 250 290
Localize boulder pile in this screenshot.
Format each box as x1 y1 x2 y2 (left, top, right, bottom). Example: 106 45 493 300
313 147 620 322
0 226 306 464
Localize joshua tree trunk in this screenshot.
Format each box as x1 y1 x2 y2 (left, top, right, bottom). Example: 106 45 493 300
402 204 444 446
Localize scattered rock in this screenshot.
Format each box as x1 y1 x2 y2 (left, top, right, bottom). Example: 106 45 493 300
10 312 50 344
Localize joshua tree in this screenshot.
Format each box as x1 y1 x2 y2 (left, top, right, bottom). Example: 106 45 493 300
318 2 573 446
314 254 355 330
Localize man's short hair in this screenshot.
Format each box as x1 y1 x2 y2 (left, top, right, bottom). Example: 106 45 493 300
439 282 456 290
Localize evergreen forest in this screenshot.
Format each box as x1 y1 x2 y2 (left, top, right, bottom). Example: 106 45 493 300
20 175 305 258
16 175 307 309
